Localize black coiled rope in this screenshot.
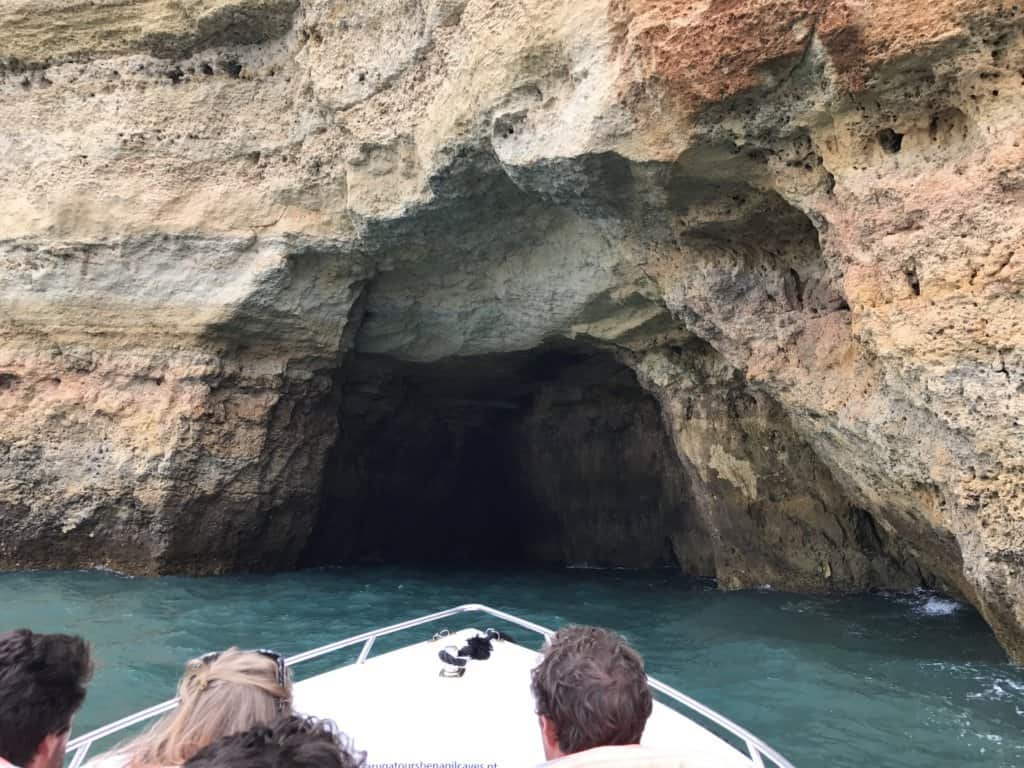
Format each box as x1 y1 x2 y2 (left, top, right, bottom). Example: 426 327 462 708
437 629 510 674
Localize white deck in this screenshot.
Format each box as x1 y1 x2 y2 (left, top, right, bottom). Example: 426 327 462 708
294 628 751 768
67 605 793 768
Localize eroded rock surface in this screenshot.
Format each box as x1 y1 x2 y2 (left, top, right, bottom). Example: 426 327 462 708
1 1 1022 658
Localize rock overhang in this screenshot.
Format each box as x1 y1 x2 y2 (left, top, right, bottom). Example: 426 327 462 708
0 0 1021 662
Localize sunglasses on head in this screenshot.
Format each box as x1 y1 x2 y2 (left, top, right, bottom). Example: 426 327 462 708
198 648 289 690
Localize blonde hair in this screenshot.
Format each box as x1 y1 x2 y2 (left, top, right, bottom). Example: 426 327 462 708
113 648 292 767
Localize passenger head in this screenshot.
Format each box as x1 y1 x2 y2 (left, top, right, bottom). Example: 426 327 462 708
119 648 292 767
183 714 365 768
0 629 94 768
531 625 653 760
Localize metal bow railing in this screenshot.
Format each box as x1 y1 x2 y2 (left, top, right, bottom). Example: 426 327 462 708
66 603 795 768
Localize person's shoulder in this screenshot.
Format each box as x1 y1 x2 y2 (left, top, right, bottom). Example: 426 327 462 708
83 753 132 768
85 757 173 768
541 745 715 768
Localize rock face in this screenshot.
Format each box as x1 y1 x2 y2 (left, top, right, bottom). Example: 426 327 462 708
0 1 1022 658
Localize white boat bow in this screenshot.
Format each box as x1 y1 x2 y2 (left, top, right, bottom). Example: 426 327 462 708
67 604 796 768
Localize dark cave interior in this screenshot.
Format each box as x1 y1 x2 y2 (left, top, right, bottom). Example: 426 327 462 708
301 344 702 568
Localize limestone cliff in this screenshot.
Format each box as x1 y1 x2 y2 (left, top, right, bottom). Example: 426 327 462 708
0 1 1022 660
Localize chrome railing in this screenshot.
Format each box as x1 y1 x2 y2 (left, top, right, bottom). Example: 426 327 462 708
66 603 795 768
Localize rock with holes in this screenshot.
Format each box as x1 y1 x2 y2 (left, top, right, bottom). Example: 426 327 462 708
0 0 1023 661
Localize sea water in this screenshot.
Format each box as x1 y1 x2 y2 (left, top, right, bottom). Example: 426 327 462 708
2 566 1023 768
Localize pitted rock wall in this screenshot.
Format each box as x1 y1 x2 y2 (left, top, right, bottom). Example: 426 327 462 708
1 1 1022 659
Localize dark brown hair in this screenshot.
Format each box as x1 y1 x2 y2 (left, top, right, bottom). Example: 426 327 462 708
183 714 365 768
530 625 653 755
0 629 94 766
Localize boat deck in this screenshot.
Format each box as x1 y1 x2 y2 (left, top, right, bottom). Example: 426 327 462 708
67 605 795 768
294 627 751 768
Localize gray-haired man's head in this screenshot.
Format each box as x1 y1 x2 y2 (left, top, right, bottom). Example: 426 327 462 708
530 625 653 760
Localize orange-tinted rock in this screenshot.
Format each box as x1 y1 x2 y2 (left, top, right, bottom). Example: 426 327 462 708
1 0 1023 662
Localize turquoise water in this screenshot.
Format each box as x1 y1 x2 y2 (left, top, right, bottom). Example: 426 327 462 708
2 566 1023 768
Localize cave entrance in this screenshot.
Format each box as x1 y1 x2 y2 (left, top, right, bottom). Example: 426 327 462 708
302 344 701 568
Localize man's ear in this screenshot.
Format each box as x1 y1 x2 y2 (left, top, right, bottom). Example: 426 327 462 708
540 715 563 760
30 731 67 768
